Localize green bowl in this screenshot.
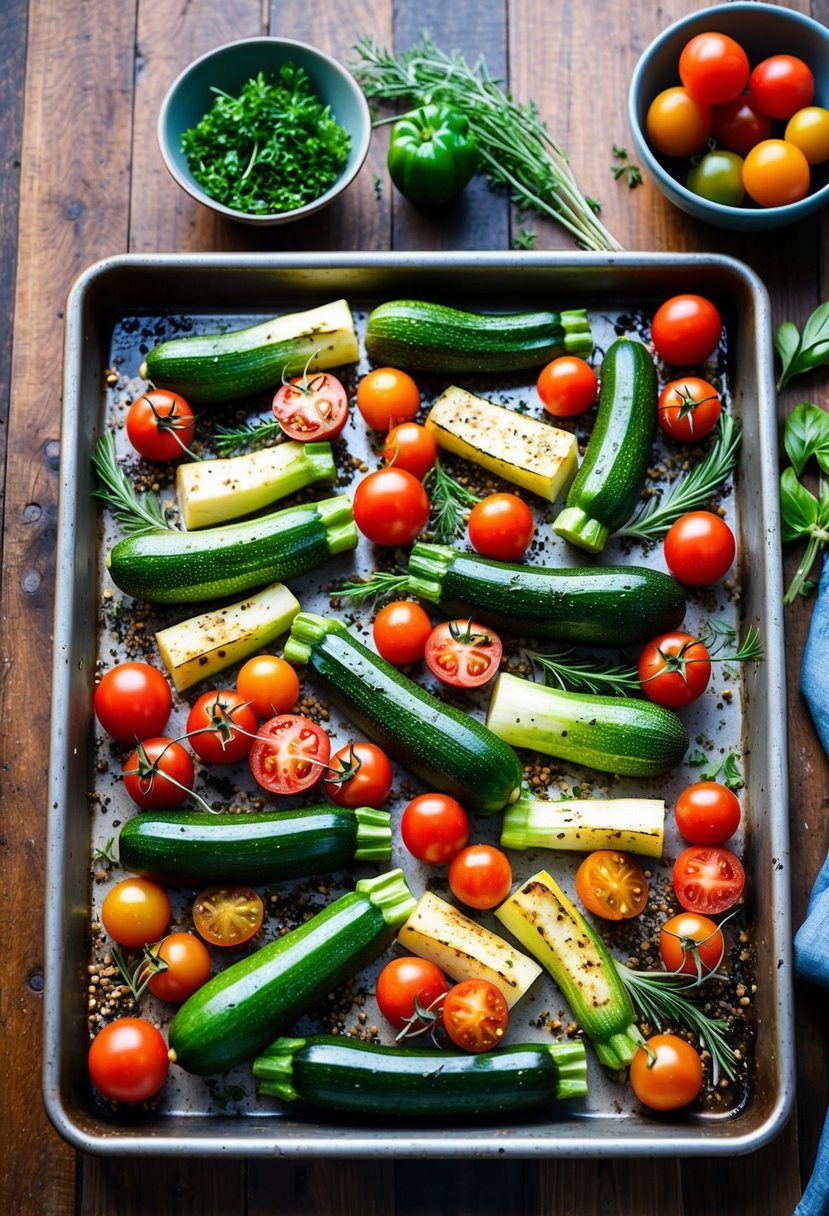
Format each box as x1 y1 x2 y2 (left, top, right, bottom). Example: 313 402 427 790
158 37 372 225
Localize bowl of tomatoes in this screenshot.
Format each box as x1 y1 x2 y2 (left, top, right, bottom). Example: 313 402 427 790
628 2 829 230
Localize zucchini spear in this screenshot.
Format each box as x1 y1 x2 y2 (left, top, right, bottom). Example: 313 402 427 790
501 794 665 858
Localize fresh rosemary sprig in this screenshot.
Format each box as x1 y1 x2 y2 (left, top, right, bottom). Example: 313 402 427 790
619 414 742 542
333 569 412 605
522 647 639 695
213 417 284 456
91 432 175 534
110 943 168 1004
424 459 480 542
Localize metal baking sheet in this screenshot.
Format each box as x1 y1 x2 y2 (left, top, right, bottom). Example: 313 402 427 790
44 252 792 1157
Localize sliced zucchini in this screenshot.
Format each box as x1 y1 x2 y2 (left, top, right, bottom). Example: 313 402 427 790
500 795 665 858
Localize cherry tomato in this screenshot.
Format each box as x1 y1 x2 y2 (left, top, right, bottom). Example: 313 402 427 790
424 619 503 689
235 654 300 718
442 979 510 1053
126 389 195 462
659 911 725 977
748 54 815 121
122 737 195 809
146 932 212 1003
271 370 348 441
400 792 470 864
372 600 433 666
356 367 420 429
185 689 258 765
467 493 535 562
638 631 711 709
651 295 722 366
352 467 430 547
192 883 264 947
675 781 742 846
375 956 448 1031
248 713 330 796
94 662 172 744
679 32 749 106
663 511 736 586
673 845 746 915
657 377 722 442
574 850 649 921
448 844 512 910
322 741 394 807
742 139 810 208
645 87 712 158
101 877 171 948
686 150 745 207
536 356 598 418
629 1034 703 1111
785 106 829 165
88 1017 169 1103
711 97 771 158
382 421 438 480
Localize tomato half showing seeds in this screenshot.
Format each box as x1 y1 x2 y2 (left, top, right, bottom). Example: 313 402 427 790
424 619 503 689
88 1017 170 1103
638 631 711 709
122 737 195 809
651 295 722 366
249 714 330 795
235 654 300 719
536 355 598 418
272 371 348 441
673 845 746 916
372 599 433 666
322 741 394 808
657 377 722 442
448 844 512 910
192 884 265 947
400 792 470 864
94 661 172 744
101 877 171 949
382 421 438 480
356 367 421 430
352 466 430 547
663 511 735 586
629 1034 703 1111
146 932 212 1003
442 979 510 1053
126 389 195 462
674 781 741 846
375 956 449 1032
467 493 536 562
574 850 649 921
659 912 725 978
185 689 258 765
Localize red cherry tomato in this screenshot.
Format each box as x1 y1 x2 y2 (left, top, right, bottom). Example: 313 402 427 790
356 367 420 429
88 1017 170 1103
271 370 348 440
742 139 811 208
192 883 265 947
536 356 598 418
375 957 448 1031
711 97 772 157
101 877 171 948
372 599 433 666
678 32 749 106
185 689 258 765
400 792 470 864
675 781 742 846
382 421 438 480
673 845 746 915
657 377 722 442
646 88 712 158
630 1034 703 1111
424 619 503 689
638 631 711 708
94 662 172 744
467 493 535 561
659 911 725 977
448 844 512 910
146 932 212 1003
126 389 195 462
122 737 195 809
235 654 300 718
748 54 815 120
663 511 736 586
322 741 394 807
248 714 330 795
352 467 430 547
442 979 510 1053
651 295 722 366
574 850 649 921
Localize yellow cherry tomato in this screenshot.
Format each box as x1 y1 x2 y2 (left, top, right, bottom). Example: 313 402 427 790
646 87 712 158
742 139 810 207
784 107 829 166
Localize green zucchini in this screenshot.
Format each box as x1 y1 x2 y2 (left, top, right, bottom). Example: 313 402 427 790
107 495 356 603
283 612 524 814
364 299 593 373
138 299 359 405
253 1035 588 1115
168 869 416 1075
406 542 686 644
486 671 688 777
553 338 657 553
118 805 392 885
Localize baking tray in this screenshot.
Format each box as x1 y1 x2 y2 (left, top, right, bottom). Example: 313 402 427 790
44 251 793 1157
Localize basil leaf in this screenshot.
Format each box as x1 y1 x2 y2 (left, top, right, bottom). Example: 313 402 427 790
775 320 801 389
777 303 829 389
783 402 829 476
780 467 818 543
800 302 829 356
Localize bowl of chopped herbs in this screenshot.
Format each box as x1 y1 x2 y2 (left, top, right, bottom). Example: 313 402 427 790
158 37 371 223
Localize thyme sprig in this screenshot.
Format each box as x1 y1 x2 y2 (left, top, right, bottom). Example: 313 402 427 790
424 459 480 542
333 568 412 605
110 943 168 1004
522 647 639 695
92 432 175 535
213 417 284 456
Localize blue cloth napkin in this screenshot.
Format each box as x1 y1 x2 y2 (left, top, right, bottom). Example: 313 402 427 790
793 555 829 1216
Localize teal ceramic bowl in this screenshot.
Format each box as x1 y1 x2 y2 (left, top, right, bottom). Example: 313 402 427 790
628 3 829 231
158 37 371 225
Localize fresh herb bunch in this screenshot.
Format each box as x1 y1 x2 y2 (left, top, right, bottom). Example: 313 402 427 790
424 459 481 542
92 433 175 535
779 402 829 604
775 302 829 391
180 66 351 216
351 33 622 253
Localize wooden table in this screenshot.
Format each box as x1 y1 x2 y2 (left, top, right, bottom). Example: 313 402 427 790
2 0 826 1211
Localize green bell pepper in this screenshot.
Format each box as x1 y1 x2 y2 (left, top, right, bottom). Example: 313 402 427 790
387 104 478 206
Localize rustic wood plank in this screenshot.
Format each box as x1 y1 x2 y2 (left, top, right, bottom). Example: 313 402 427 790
0 0 25 462
78 1156 246 1216
396 1159 535 1214
248 1159 396 1216
538 1159 683 1215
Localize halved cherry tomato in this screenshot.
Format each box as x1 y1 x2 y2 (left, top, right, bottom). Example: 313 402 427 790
748 54 814 121
663 511 735 586
126 389 195 462
249 714 330 796
448 844 512 910
646 88 712 158
536 356 598 418
145 932 212 1003
192 883 264 947
122 737 195 809
675 781 742 846
94 662 172 744
272 370 348 440
678 32 749 106
372 600 433 665
742 139 810 208
356 367 420 429
352 467 430 547
651 295 722 366
673 845 746 915
375 957 448 1032
401 792 470 864
442 979 510 1053
574 850 649 921
467 493 535 561
185 689 258 765
424 619 503 689
657 377 722 442
659 911 725 977
711 97 771 158
235 654 300 719
323 741 394 807
101 877 171 948
382 421 438 480
638 631 711 708
629 1034 703 1111
88 1017 170 1103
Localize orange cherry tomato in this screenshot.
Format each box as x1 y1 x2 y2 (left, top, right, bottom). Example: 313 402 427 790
574 851 649 921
